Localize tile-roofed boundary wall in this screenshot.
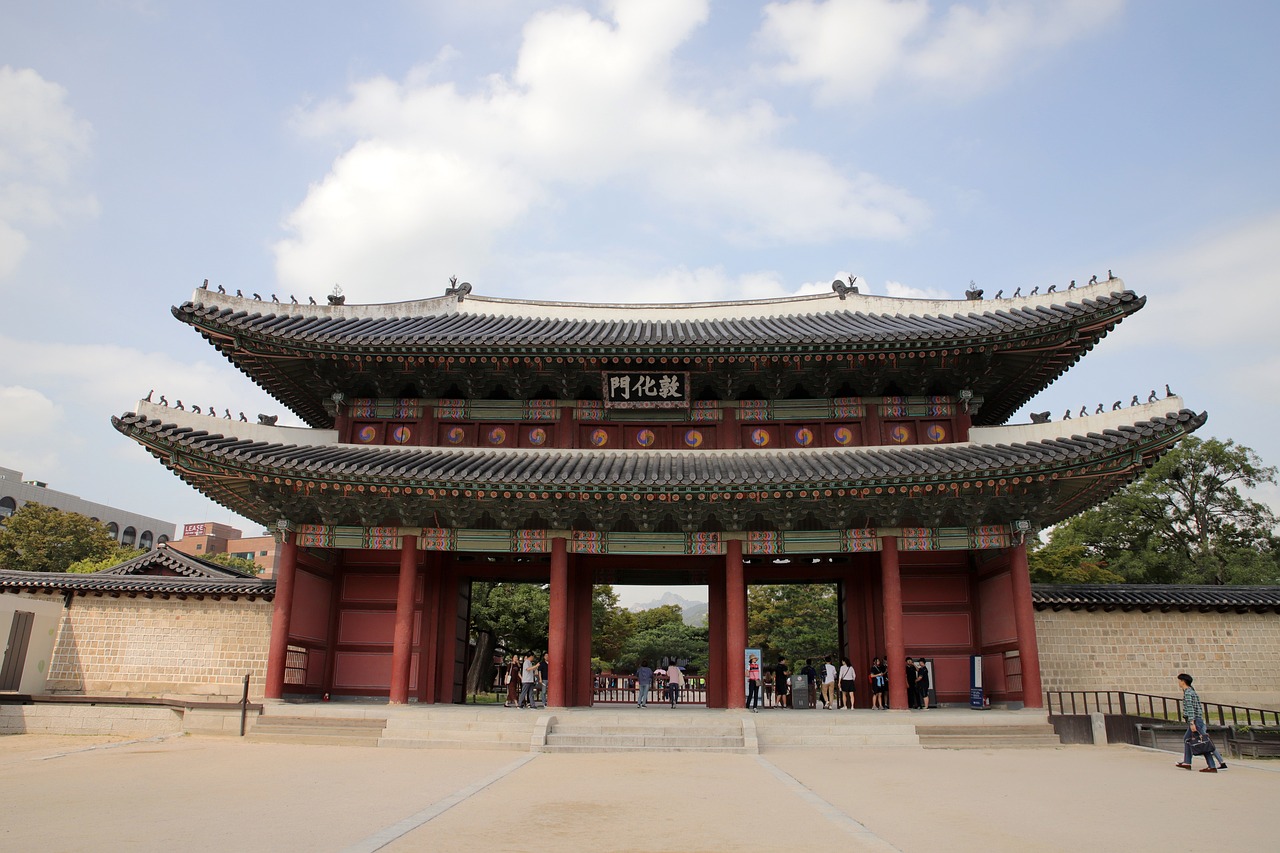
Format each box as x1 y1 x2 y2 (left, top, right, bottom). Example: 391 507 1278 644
1034 584 1280 709
4 589 270 699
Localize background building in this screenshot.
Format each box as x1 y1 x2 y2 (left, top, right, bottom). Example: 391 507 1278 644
0 465 175 550
168 522 279 576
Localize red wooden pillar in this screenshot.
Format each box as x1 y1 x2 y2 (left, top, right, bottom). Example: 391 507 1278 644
707 560 727 708
264 531 299 700
1008 541 1044 708
725 539 747 709
389 534 418 704
879 536 908 711
418 552 442 703
842 569 867 708
548 536 569 707
573 558 594 706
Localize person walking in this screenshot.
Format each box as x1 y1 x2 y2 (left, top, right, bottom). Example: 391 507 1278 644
504 655 521 707
1176 673 1227 772
665 659 684 708
746 654 762 712
801 659 818 709
519 653 538 709
869 656 888 709
822 656 837 710
636 659 654 708
838 656 857 709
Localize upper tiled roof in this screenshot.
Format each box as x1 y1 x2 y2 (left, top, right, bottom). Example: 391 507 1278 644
173 282 1145 428
176 284 1141 351
1033 584 1280 613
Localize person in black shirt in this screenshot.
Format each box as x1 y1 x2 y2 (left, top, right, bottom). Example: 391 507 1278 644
869 656 888 709
905 657 920 709
775 659 789 708
916 659 931 709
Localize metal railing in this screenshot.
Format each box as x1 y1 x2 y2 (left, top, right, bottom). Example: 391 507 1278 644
1045 690 1280 728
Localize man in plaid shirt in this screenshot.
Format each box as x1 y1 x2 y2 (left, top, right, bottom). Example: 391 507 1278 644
1177 673 1226 772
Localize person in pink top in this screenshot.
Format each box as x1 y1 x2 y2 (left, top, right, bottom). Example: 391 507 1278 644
665 660 684 708
746 654 761 712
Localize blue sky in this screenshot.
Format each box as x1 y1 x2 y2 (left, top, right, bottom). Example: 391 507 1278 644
2 0 1278 583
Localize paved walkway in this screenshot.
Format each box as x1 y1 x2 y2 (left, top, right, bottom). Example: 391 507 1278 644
1 733 1274 852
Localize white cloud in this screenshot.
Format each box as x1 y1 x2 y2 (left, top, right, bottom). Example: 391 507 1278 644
0 386 65 475
0 66 97 283
758 0 1125 103
274 0 927 301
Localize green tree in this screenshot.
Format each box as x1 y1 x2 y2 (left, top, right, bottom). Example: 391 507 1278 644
615 620 708 674
67 546 147 574
202 551 264 576
1032 436 1280 585
593 585 635 664
0 503 120 573
634 603 684 632
1026 539 1123 584
747 583 839 667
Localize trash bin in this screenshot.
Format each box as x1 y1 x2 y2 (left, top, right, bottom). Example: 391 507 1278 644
791 677 811 710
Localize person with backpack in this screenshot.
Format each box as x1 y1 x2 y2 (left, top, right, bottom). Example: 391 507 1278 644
869 656 888 709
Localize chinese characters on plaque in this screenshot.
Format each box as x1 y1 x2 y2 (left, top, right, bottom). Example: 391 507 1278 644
602 371 690 409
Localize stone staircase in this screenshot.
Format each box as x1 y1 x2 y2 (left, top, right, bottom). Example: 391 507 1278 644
754 716 919 751
246 715 385 747
915 722 1062 749
538 713 752 753
379 707 534 751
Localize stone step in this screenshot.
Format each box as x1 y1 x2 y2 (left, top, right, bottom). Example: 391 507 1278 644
245 731 383 747
917 731 1062 749
382 718 533 733
248 716 386 746
915 724 1056 736
377 736 529 752
549 724 740 737
546 734 743 748
757 733 920 747
540 744 754 754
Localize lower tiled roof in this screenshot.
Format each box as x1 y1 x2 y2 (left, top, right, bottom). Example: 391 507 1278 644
1033 584 1280 613
0 569 274 599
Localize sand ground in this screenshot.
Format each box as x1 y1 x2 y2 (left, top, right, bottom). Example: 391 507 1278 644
1 733 1274 852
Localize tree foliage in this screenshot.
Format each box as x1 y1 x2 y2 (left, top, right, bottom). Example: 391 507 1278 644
1031 436 1280 585
748 583 839 667
200 551 264 575
67 546 147 574
0 503 120 573
615 620 708 674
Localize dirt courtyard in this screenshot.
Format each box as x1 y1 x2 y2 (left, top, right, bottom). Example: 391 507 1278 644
1 734 1274 852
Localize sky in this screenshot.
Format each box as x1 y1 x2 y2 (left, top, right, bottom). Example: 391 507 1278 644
1 1 1278 605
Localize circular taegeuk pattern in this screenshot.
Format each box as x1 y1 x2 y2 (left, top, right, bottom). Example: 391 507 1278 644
833 426 853 445
488 426 507 444
684 429 703 448
751 428 771 447
636 429 656 447
447 426 466 444
889 424 910 444
590 428 609 447
528 427 547 446
926 423 947 443
794 427 814 447
391 425 412 444
357 425 377 443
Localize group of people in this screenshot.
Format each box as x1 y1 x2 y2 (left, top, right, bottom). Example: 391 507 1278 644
503 653 548 709
633 659 685 708
757 655 931 711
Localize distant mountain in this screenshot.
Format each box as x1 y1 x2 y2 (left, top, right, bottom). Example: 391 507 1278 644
629 591 709 627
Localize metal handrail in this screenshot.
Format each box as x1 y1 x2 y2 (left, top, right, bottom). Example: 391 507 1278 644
1044 690 1280 728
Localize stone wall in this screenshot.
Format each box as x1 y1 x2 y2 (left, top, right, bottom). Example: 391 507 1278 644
22 592 272 700
1036 609 1280 709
